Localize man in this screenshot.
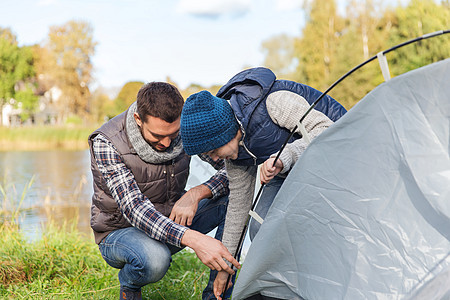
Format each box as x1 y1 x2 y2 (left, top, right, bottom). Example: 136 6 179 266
179 67 347 298
88 82 240 300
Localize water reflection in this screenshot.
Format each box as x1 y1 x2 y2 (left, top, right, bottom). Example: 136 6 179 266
0 150 93 240
0 150 215 241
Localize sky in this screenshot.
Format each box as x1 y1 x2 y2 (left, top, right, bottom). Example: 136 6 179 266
0 0 310 94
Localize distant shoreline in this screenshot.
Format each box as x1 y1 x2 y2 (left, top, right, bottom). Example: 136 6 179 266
0 126 98 151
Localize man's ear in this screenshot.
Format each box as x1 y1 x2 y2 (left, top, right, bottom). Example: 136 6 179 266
134 112 142 128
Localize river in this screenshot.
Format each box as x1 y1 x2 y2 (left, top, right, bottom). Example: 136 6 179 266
0 150 217 241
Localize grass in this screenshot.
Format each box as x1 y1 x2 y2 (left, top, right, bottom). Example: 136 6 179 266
0 222 211 299
0 126 98 151
0 174 35 224
0 177 211 299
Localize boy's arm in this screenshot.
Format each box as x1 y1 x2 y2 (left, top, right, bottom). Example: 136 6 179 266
266 90 333 173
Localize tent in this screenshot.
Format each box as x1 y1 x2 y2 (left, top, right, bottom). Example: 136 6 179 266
232 58 450 300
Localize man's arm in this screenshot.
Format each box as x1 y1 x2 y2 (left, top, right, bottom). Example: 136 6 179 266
198 154 229 199
169 154 229 226
93 134 187 246
169 184 212 226
181 229 240 274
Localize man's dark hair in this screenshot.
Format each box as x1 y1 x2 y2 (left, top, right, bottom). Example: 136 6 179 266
136 82 184 123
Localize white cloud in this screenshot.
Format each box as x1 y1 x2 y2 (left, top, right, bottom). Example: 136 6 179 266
176 0 251 17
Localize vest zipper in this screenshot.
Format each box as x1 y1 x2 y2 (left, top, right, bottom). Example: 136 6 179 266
227 99 258 165
165 163 170 201
236 119 258 165
171 159 175 178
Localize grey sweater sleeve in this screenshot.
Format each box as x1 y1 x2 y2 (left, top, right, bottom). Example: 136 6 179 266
266 90 333 173
222 160 257 256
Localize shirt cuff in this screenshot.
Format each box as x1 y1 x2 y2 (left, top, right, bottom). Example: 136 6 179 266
202 181 223 199
166 222 188 247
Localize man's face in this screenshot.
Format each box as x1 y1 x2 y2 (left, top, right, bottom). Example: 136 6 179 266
134 113 180 152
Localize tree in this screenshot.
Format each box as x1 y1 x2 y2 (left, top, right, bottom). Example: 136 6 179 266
386 0 450 76
15 86 39 121
178 82 221 102
259 0 449 110
329 0 392 109
261 34 297 79
89 88 112 123
292 0 344 91
43 20 97 121
180 83 205 101
114 81 144 113
32 44 57 96
0 27 36 125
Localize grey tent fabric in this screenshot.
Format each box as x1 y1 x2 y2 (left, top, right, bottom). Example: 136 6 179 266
232 59 450 300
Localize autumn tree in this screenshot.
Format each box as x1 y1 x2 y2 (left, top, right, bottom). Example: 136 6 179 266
89 88 112 123
14 83 39 121
180 83 204 100
32 44 57 96
166 76 219 102
261 34 297 79
329 0 392 109
0 27 17 43
114 81 144 114
293 0 344 91
260 0 449 110
0 27 36 125
386 0 450 76
43 20 97 121
332 0 449 108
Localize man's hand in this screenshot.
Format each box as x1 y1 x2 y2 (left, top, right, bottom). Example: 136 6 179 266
260 157 283 184
181 229 240 274
213 270 232 300
169 185 211 226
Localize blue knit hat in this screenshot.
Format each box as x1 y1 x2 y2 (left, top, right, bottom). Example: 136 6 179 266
180 90 239 156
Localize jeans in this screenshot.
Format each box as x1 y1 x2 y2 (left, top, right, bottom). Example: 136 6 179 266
98 195 228 299
249 175 285 241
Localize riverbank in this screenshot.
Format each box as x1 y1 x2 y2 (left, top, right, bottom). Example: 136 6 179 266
0 126 98 151
0 222 209 299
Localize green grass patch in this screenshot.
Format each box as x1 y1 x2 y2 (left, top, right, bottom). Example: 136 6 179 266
0 126 98 151
0 222 210 299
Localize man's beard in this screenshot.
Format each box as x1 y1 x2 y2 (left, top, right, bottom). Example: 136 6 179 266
139 126 168 152
152 143 168 152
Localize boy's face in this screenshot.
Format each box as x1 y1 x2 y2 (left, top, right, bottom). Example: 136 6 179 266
205 130 242 161
134 113 180 152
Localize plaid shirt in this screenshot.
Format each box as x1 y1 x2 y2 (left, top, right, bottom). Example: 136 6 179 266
197 153 229 198
92 134 228 247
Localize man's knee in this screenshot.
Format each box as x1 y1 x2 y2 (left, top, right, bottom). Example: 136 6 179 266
138 244 172 284
119 239 172 287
